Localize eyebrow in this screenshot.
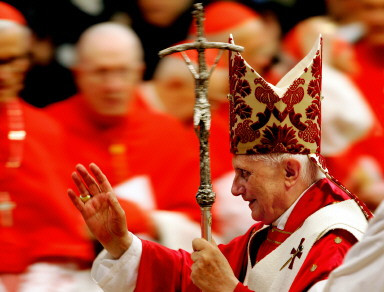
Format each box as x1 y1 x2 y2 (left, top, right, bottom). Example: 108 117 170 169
0 53 30 65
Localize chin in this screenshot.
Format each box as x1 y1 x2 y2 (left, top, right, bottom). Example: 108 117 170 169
99 105 128 116
251 212 262 223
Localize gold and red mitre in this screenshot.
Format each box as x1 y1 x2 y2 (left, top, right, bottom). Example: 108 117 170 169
228 35 322 156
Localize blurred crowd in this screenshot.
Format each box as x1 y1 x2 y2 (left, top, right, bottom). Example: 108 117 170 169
0 0 383 291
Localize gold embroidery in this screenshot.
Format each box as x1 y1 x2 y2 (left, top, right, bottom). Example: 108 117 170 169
271 227 293 234
267 238 282 245
310 264 317 272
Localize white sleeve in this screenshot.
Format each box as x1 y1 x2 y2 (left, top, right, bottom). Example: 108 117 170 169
91 233 142 292
309 201 384 292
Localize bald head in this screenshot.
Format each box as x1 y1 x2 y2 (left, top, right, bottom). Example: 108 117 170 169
75 22 143 67
151 52 228 121
0 20 31 101
0 20 31 53
152 55 195 121
74 22 144 116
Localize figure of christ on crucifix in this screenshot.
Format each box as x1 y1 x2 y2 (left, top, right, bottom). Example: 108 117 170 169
159 2 243 241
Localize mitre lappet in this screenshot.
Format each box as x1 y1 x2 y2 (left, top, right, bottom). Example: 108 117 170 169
228 35 372 219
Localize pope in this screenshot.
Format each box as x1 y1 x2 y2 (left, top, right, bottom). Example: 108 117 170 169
68 36 371 291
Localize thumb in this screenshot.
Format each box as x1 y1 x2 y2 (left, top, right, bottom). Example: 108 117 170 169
210 236 218 246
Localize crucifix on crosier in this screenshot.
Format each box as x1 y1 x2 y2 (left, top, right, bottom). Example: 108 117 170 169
159 2 243 241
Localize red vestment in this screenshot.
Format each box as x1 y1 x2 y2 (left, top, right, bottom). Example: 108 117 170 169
45 93 201 235
324 39 384 202
134 94 233 181
134 178 363 291
0 99 94 273
352 40 384 129
350 39 384 171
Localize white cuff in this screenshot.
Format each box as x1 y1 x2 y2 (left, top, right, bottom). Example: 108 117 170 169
91 233 142 292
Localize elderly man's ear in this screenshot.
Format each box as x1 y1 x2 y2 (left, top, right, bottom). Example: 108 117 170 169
284 159 301 188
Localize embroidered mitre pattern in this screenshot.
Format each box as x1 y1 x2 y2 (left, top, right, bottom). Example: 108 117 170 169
229 36 323 155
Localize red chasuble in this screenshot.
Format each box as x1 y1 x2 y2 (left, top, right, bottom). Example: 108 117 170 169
134 178 362 291
0 99 94 273
45 93 201 236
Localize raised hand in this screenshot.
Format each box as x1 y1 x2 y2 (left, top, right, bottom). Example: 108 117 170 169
191 238 239 292
68 163 132 259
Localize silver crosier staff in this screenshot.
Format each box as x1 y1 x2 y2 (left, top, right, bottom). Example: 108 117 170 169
159 3 243 241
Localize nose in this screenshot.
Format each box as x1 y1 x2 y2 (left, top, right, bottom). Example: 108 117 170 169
231 176 246 197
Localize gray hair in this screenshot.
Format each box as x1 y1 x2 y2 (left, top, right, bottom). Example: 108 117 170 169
250 153 325 185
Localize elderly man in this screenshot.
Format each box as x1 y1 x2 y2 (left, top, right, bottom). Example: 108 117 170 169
68 37 370 291
0 13 101 292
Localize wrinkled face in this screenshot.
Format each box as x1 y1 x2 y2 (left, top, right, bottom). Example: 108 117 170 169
231 155 289 224
75 45 143 116
0 26 29 101
138 0 193 26
361 0 384 46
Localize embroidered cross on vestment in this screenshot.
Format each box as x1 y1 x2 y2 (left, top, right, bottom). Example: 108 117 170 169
280 238 305 271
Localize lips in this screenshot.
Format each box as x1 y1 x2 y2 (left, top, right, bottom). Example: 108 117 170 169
103 97 123 107
248 199 256 209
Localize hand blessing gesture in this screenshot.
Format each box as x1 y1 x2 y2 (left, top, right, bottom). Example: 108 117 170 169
68 163 132 259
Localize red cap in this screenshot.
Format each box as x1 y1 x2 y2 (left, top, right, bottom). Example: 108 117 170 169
0 2 27 25
189 1 260 36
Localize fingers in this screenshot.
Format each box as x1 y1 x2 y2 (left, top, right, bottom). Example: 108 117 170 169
75 164 102 195
191 251 200 262
191 238 208 262
191 237 220 263
72 171 91 197
192 238 210 252
68 188 85 213
89 163 113 193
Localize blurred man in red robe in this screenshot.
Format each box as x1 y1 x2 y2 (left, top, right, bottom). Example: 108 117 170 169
0 7 101 291
343 0 384 210
68 35 371 291
45 22 203 251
